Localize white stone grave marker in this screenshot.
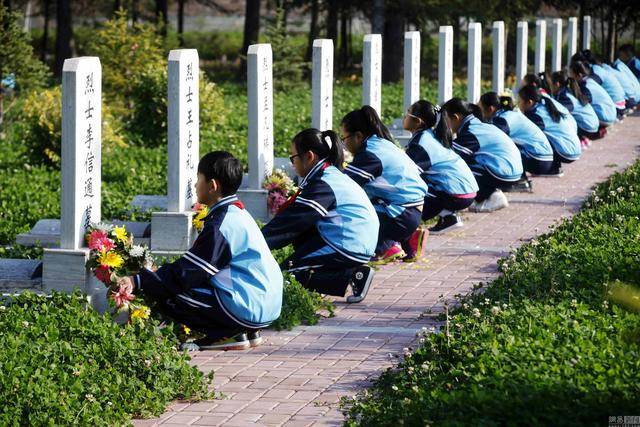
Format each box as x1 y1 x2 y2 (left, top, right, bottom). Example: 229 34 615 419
363 34 382 115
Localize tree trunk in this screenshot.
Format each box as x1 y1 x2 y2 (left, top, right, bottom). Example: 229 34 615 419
382 12 404 82
606 9 616 62
132 0 139 23
41 0 50 63
372 0 384 34
113 0 121 15
54 0 73 78
155 0 168 37
178 0 185 46
326 0 338 42
600 8 606 58
339 5 348 71
241 0 261 77
305 0 319 62
578 1 584 52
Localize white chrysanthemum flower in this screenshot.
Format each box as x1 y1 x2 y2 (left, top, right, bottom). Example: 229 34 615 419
129 245 146 258
472 308 481 318
491 306 501 316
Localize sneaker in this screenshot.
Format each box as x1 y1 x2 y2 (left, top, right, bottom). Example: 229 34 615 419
503 178 533 193
371 243 404 265
247 330 262 347
180 333 250 351
428 214 463 234
346 265 375 304
532 167 564 178
402 227 428 262
469 190 509 213
580 137 590 149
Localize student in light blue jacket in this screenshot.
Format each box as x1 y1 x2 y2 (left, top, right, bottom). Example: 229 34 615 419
341 106 429 263
549 70 602 144
574 50 627 117
518 85 581 177
479 91 555 185
403 100 478 234
618 44 640 80
570 61 618 127
442 98 523 213
613 58 640 106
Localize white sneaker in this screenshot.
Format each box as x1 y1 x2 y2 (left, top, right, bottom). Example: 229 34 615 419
469 190 509 213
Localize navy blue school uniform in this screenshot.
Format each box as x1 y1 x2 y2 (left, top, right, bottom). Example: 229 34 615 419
523 100 581 170
579 77 618 125
612 60 640 105
134 195 283 340
405 128 478 220
344 134 428 255
491 109 555 176
624 56 640 80
554 87 600 135
262 160 379 296
591 63 627 112
451 114 523 201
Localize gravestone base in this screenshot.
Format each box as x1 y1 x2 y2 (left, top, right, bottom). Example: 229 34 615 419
237 188 271 224
0 259 43 291
16 219 150 248
42 248 108 312
151 211 195 253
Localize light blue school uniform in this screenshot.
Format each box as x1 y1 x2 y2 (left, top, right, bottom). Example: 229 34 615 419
524 101 582 161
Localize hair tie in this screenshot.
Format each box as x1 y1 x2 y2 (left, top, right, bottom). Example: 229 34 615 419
324 135 333 149
434 110 442 128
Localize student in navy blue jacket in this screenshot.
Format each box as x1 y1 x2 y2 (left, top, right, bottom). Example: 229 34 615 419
341 106 429 263
127 151 283 351
518 85 582 177
618 44 640 80
479 92 555 186
441 98 523 213
569 61 618 127
262 129 378 304
403 100 478 234
549 71 603 144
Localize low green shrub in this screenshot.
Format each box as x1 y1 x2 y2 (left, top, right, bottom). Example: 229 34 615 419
0 291 213 425
343 160 640 426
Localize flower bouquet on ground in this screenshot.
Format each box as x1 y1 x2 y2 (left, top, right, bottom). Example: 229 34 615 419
85 223 153 323
263 169 298 215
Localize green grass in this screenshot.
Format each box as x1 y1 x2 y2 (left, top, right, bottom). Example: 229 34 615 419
342 160 640 426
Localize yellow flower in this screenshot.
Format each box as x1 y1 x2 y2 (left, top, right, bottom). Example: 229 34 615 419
182 325 191 335
131 306 150 320
192 206 208 232
98 251 124 269
112 225 129 244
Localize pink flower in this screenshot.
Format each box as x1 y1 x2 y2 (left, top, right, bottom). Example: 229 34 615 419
88 230 115 252
95 265 112 285
267 190 288 214
111 281 135 308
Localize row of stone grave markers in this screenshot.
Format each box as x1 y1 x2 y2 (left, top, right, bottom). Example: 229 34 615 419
2 16 592 302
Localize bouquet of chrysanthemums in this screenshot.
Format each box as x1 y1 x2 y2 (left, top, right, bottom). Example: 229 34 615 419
263 169 298 215
85 223 153 323
192 203 209 233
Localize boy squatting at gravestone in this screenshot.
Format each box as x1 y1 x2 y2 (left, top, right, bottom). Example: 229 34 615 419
119 151 284 351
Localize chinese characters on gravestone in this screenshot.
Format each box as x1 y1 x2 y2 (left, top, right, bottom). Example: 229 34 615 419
312 39 334 131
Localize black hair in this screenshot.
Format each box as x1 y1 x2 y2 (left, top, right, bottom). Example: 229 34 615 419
619 44 635 57
341 105 393 141
551 70 589 106
441 97 472 118
518 85 565 123
292 128 344 169
468 103 483 120
522 72 551 93
407 100 453 148
197 151 243 196
479 91 515 111
570 60 591 79
581 49 602 65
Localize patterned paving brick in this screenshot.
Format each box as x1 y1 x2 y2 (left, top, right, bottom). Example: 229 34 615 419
134 115 640 426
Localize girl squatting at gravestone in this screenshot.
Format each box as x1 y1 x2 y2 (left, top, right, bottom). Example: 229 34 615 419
517 85 582 177
441 98 523 213
478 92 556 186
341 106 429 264
569 61 618 128
261 129 378 304
572 50 628 118
402 100 479 234
549 70 603 146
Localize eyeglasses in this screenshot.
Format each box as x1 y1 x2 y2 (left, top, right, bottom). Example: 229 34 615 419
340 134 353 142
289 153 302 164
405 111 423 122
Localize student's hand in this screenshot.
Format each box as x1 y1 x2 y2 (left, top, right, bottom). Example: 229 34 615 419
143 259 157 272
117 276 134 290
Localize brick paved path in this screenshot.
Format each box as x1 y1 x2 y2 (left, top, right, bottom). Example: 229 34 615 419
136 114 640 426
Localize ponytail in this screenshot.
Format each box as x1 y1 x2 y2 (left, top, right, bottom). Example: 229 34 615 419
518 85 566 123
441 97 472 118
292 128 345 169
479 91 515 112
407 100 453 148
522 72 551 93
341 105 393 142
551 70 589 106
